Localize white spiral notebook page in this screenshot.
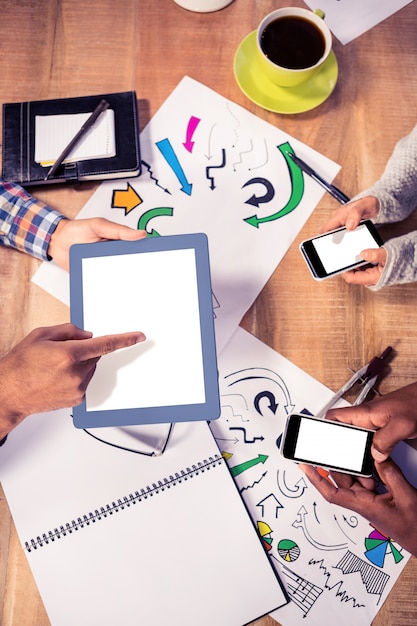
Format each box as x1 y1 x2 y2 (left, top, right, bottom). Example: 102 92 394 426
0 409 287 626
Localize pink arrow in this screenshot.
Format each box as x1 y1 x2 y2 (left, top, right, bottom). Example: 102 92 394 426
183 116 201 152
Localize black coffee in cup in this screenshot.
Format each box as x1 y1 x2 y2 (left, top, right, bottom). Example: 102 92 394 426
260 16 326 70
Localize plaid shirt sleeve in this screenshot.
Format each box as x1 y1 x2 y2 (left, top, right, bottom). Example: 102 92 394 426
0 179 66 261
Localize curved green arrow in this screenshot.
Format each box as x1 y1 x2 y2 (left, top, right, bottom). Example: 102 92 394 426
137 207 174 237
244 141 304 228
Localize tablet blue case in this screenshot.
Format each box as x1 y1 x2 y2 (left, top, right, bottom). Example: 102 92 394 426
69 233 220 429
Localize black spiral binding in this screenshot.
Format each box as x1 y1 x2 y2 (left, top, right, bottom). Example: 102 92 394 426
24 454 224 552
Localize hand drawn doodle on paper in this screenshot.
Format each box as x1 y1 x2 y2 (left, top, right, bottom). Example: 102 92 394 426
219 393 250 424
214 434 239 446
140 159 171 194
137 207 174 237
216 367 295 449
155 138 192 196
342 514 359 529
239 471 268 494
226 102 240 147
254 391 279 416
242 177 275 208
249 138 269 171
243 142 304 228
308 556 366 608
256 493 284 519
204 123 216 160
224 367 296 415
206 148 226 189
364 529 404 568
111 183 143 215
229 453 268 478
292 505 350 551
232 139 254 171
277 561 323 618
278 539 301 563
229 426 264 443
258 520 274 552
276 469 308 498
333 550 391 604
183 116 201 153
334 514 357 545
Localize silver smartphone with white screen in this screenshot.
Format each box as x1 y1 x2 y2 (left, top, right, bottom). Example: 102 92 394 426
299 220 383 280
281 413 375 477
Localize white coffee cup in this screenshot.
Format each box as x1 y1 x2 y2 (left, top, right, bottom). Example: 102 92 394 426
256 7 332 87
173 0 234 12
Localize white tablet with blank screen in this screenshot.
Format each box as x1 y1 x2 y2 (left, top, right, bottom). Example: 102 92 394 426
69 233 220 429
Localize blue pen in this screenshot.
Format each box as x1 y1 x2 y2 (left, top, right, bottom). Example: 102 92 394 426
287 151 350 205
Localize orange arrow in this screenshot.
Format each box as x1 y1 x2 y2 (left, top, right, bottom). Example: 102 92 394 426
111 183 143 215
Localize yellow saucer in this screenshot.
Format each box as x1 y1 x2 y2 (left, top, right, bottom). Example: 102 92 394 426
234 30 338 114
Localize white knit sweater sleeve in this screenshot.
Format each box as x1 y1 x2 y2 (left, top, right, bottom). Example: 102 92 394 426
353 124 417 289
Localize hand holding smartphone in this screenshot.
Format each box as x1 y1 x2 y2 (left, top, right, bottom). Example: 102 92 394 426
281 413 375 477
300 220 383 280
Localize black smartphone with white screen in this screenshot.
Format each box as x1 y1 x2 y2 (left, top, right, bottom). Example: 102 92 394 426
281 413 375 477
299 220 383 280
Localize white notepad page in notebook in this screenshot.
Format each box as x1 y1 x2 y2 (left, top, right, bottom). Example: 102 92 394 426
0 410 287 626
34 109 116 164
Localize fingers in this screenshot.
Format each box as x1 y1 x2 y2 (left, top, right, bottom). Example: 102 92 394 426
319 196 380 234
73 330 146 361
87 218 147 242
339 247 386 286
360 246 387 266
374 459 416 501
319 208 350 233
341 266 382 286
299 464 341 501
372 420 413 462
27 323 93 343
344 206 367 230
329 470 375 491
299 463 374 513
325 404 382 430
48 218 147 272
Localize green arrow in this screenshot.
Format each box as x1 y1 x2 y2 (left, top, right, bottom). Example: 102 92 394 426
229 454 268 477
137 207 174 237
244 141 304 228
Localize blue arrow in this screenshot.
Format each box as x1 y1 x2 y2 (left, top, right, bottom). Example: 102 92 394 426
156 138 192 195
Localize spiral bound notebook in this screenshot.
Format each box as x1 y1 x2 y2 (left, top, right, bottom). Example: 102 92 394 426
0 409 287 626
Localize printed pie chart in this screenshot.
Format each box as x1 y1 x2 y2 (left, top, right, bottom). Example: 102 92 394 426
364 529 403 567
278 539 300 562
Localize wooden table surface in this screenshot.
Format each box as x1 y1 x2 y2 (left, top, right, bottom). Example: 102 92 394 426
1 1 417 624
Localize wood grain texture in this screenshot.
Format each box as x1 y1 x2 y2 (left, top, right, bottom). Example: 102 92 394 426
0 1 416 624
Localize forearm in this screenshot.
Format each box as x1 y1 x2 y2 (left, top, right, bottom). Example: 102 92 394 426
371 232 417 289
354 125 417 224
0 178 66 260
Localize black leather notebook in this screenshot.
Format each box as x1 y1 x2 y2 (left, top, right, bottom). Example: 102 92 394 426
1 91 141 186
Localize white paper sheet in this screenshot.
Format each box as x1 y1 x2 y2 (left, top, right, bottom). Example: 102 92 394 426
303 0 414 45
213 327 414 626
32 76 340 354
